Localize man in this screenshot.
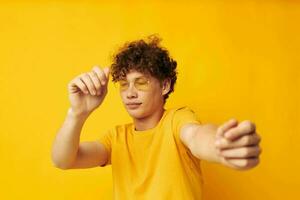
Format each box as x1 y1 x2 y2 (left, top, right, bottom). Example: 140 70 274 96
51 35 262 200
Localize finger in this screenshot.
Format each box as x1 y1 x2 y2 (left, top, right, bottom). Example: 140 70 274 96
220 146 262 158
219 156 240 169
92 66 108 85
215 133 261 149
80 73 97 95
216 118 238 138
224 120 256 141
103 67 110 79
224 157 260 170
88 71 102 96
68 78 89 95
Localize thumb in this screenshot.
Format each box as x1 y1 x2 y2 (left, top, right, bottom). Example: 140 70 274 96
216 118 238 139
103 67 110 79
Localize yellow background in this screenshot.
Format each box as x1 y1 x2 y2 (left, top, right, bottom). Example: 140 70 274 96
0 0 299 199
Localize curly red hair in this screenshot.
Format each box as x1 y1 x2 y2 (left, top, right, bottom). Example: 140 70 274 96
110 34 177 102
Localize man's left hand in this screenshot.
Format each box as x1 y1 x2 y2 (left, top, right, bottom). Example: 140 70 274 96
214 119 262 170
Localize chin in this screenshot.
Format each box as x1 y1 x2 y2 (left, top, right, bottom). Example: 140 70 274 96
127 109 144 119
126 106 147 119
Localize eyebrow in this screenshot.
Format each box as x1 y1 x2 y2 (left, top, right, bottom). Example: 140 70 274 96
120 75 149 81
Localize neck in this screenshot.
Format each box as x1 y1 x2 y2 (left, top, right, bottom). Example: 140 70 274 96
133 106 165 131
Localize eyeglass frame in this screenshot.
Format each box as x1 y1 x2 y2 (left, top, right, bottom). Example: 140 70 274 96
114 76 152 92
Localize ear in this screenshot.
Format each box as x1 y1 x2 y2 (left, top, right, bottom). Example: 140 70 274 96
161 79 171 96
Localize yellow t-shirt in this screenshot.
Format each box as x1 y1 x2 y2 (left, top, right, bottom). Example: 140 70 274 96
98 106 204 200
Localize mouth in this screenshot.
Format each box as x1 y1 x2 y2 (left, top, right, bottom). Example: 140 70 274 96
126 103 142 109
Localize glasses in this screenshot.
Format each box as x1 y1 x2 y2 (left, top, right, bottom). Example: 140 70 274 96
116 77 150 91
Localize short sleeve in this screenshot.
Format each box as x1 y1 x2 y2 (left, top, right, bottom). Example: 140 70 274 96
172 106 202 148
98 129 113 167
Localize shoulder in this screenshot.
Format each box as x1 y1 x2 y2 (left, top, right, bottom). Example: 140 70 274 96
171 106 201 124
170 106 201 138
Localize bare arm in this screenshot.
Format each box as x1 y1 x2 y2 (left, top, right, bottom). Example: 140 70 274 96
180 123 221 163
51 109 108 169
180 119 262 170
51 66 111 170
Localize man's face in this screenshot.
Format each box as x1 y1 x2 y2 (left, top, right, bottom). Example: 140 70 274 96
118 69 169 119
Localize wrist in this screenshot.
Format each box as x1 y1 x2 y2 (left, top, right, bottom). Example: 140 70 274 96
215 149 223 164
67 108 89 121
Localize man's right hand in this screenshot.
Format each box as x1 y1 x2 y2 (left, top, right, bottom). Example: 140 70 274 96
67 66 110 117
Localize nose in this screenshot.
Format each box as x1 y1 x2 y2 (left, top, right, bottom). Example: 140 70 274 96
126 83 138 98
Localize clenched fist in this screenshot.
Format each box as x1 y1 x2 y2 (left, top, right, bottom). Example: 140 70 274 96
67 66 110 117
215 119 262 170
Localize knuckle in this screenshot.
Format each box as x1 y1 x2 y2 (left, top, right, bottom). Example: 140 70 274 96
75 76 82 82
230 118 237 122
83 73 90 79
91 70 98 78
257 157 260 164
89 71 96 77
253 147 259 156
252 158 259 168
244 120 255 132
75 77 81 82
245 123 252 132
249 121 256 130
257 134 261 143
258 146 262 154
92 65 100 71
244 136 251 144
245 120 252 126
96 68 104 75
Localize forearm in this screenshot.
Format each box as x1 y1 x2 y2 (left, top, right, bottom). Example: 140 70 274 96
51 108 89 169
190 123 221 164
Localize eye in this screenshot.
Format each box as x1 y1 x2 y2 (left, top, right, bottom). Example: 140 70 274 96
119 81 128 86
136 81 147 85
136 78 148 84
